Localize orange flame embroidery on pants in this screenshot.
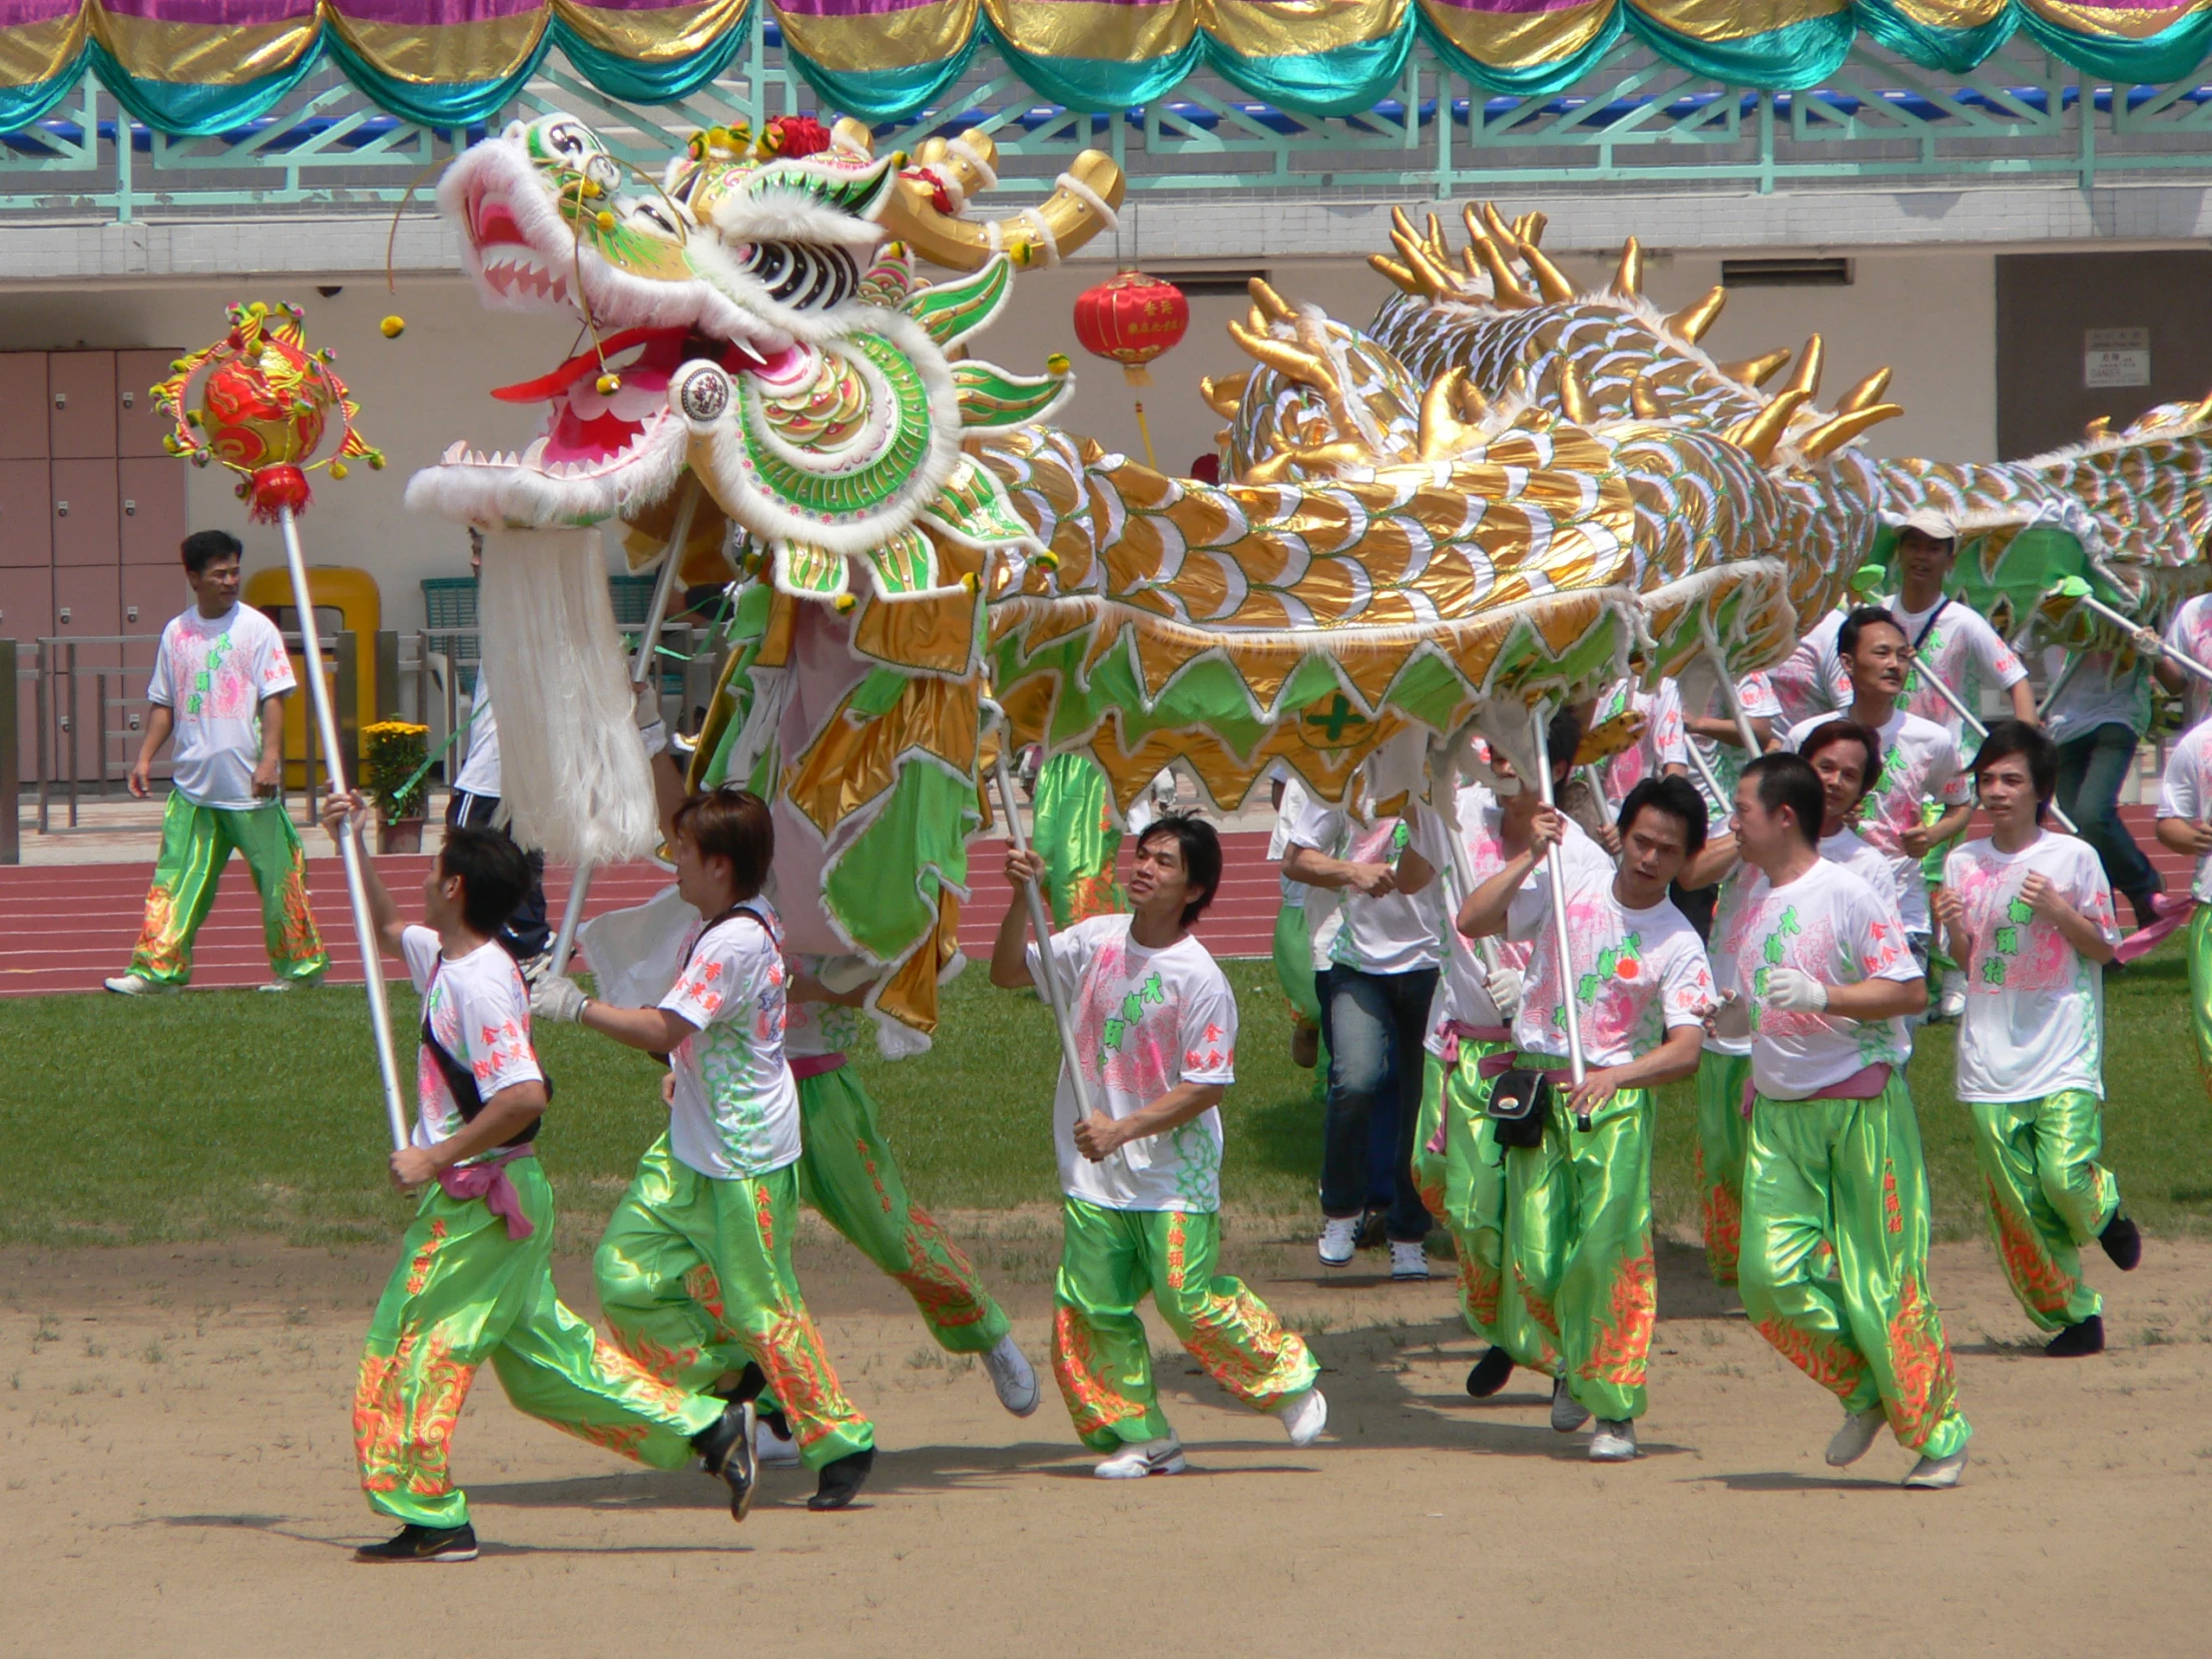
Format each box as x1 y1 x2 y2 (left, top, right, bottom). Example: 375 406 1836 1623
1581 1247 1655 1386
1883 1272 1960 1452
1753 1312 1870 1401
1983 1177 2078 1318
1050 1304 1147 1437
1459 1251 1501 1333
890 1207 992 1331
354 1330 478 1498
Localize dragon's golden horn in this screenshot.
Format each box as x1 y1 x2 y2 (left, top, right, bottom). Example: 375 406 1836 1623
1780 335 1825 403
1611 237 1643 298
1520 242 1578 304
1516 211 1548 248
1454 376 1490 422
1390 227 1460 299
1835 366 1894 416
1423 212 1451 264
1727 388 1810 465
1478 201 1520 252
1665 285 1726 343
1229 321 1327 387
2083 414 2112 441
1245 304 1272 338
1630 376 1662 419
1718 347 1794 388
1557 359 1594 426
2188 385 2212 426
1460 246 1484 280
1200 372 1250 418
830 116 875 159
1459 207 1534 308
878 142 1125 273
1797 402 1905 462
1418 367 1484 461
1249 276 1296 323
1368 254 1420 294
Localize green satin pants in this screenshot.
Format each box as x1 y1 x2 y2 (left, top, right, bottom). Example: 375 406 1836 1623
131 793 327 985
1694 1049 1753 1287
1968 1091 2117 1332
1273 901 1323 1028
354 1158 723 1530
1052 1199 1318 1451
2190 905 2212 1095
1740 1078 1971 1460
593 1142 874 1471
1501 1077 1657 1420
1412 1042 1515 1345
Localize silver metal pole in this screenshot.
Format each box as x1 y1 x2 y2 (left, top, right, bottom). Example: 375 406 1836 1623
2072 589 2212 688
1680 724 1732 812
985 717 1097 1123
547 482 702 979
2036 653 2085 722
277 505 408 1154
1528 705 1589 1121
1909 659 2078 833
1709 649 1765 757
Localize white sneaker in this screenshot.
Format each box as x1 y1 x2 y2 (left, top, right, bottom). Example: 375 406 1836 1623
1318 1217 1359 1267
982 1333 1040 1417
755 1412 801 1466
1936 980 1966 1022
103 973 174 996
257 974 321 993
1389 1241 1429 1281
1280 1387 1328 1448
1904 1447 1967 1489
1093 1437 1185 1479
1589 1418 1638 1461
1826 1405 1888 1467
1550 1376 1591 1433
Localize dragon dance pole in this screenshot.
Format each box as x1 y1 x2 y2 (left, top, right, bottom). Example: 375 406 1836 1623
985 716 1097 1123
546 481 701 978
278 505 408 1152
2036 653 2085 722
1907 661 2079 834
1529 704 1590 1126
2056 579 2212 689
1708 648 1766 758
1679 724 1732 814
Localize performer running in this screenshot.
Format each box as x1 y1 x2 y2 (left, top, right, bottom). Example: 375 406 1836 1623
1459 775 1714 1462
1786 606 1972 973
2161 591 2212 731
1429 717 1612 1398
991 814 1327 1477
533 786 878 1511
1717 752 1970 1489
106 530 326 994
322 801 754 1561
1683 719 1894 1285
2158 719 2212 1114
1934 721 2139 1355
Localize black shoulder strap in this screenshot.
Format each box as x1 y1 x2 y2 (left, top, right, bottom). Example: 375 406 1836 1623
420 959 545 1148
1913 596 1949 652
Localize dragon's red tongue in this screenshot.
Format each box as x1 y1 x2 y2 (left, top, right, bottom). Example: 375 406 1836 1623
489 324 671 404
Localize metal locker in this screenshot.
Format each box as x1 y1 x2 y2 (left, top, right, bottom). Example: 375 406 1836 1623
0 459 52 567
0 565 51 785
51 458 121 566
118 456 187 566
115 349 183 459
51 566 122 783
48 351 118 458
0 356 48 460
122 565 186 634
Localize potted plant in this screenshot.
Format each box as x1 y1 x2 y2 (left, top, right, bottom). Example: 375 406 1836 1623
360 720 431 852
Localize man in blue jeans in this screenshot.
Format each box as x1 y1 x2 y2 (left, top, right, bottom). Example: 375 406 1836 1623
1284 758 1447 1281
2044 643 2167 930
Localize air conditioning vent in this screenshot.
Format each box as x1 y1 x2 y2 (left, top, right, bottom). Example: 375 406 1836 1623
1721 258 1853 287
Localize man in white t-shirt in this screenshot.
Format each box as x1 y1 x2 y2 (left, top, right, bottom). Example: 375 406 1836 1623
2159 590 2212 731
532 787 878 1512
1284 769 1448 1278
1267 768 1325 1068
1935 721 2138 1357
992 815 1328 1479
1461 775 1715 1463
321 802 752 1562
2156 722 2212 1122
1785 606 1971 961
2044 635 2168 931
106 530 326 994
1766 606 1850 729
1717 752 1970 1489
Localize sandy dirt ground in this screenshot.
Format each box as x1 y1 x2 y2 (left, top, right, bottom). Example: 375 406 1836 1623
3 1219 2206 1658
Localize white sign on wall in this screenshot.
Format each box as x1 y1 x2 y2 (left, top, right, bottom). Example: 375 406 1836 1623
2084 326 2151 388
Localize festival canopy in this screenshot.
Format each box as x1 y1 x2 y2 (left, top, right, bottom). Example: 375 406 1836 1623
2 0 2207 141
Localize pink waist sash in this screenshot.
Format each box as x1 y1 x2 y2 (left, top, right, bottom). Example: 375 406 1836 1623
1744 1061 1893 1120
1423 1025 1515 1155
436 1144 537 1240
790 1052 847 1081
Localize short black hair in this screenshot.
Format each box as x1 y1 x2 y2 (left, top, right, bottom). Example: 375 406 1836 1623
439 826 530 937
1546 705 1582 781
672 787 774 900
1618 775 1708 857
181 529 243 575
1137 812 1222 929
1837 604 1906 661
1742 752 1824 850
1800 719 1884 805
1971 718 2057 810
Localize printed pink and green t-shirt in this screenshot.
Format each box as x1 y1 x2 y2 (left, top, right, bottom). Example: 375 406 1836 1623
660 905 803 1181
1787 708 1967 935
145 602 296 809
1506 865 1714 1081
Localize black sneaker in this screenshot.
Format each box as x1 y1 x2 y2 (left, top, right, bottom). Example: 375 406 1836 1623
693 1400 759 1521
2099 1213 2142 1272
808 1445 875 1512
1465 1346 1515 1399
1353 1208 1389 1251
353 1523 478 1563
2045 1315 2104 1358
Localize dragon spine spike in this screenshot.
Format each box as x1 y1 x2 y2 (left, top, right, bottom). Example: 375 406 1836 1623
1423 212 1451 264
1248 276 1296 322
1718 347 1794 388
1665 285 1726 343
1390 227 1461 299
1611 237 1643 298
1229 320 1323 386
1459 245 1484 279
1520 242 1577 303
1798 402 1905 462
1781 334 1825 402
1515 211 1547 247
1458 208 1534 308
2084 414 2112 440
1368 253 1419 293
1477 200 1520 253
1727 387 1809 464
1835 365 1894 415
1630 376 1662 419
1200 371 1249 417
2191 385 2212 425
1417 366 1481 460
1556 358 1594 425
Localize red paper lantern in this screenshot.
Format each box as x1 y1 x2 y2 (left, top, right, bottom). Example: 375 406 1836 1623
1073 270 1189 386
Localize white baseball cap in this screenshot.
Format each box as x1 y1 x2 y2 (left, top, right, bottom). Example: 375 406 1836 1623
1892 507 1957 543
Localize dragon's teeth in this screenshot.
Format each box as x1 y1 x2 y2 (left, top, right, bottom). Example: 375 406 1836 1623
443 441 466 463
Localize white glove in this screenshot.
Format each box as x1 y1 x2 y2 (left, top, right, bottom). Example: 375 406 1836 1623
637 719 669 758
1484 966 1524 1022
532 972 589 1024
1706 993 1751 1041
816 954 877 995
1765 967 1829 1014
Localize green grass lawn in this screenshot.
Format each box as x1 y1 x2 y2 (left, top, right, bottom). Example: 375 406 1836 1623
2 945 2207 1251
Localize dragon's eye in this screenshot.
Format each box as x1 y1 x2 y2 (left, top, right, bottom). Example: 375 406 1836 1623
631 203 678 236
584 154 621 193
544 121 586 158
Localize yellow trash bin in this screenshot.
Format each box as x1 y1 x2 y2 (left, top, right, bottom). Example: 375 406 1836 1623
243 564 381 789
